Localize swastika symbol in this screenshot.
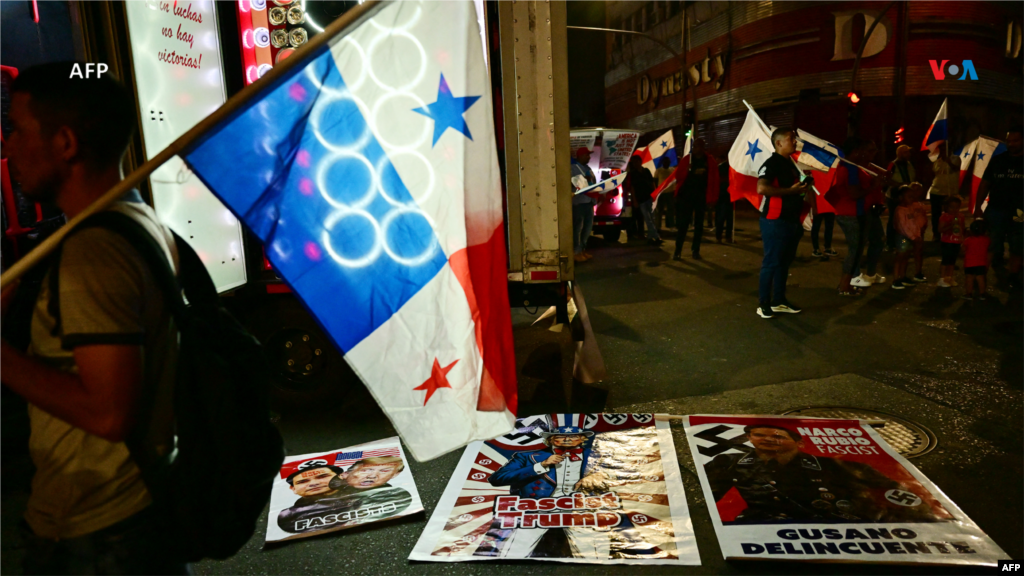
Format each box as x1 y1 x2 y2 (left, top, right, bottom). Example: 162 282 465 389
632 514 649 523
471 472 486 480
584 414 600 428
638 494 653 502
479 459 492 466
297 459 328 470
694 424 752 458
885 489 922 507
457 514 473 522
604 414 627 425
471 496 486 503
632 414 653 423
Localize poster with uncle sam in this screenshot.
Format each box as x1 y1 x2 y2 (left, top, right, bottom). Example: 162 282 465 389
410 414 700 564
266 437 422 544
683 415 1008 566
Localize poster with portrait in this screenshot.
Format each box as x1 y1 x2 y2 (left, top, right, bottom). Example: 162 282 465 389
410 413 700 565
266 437 423 543
683 415 1008 566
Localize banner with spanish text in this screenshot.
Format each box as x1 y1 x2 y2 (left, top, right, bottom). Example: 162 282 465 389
683 415 1007 566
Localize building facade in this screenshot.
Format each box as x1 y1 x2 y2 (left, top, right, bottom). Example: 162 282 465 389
604 1 1023 168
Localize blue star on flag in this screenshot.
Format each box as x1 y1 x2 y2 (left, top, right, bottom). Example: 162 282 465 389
660 140 668 149
746 139 763 161
977 151 985 161
412 74 482 146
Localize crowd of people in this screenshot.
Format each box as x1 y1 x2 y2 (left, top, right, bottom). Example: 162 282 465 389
570 125 1023 318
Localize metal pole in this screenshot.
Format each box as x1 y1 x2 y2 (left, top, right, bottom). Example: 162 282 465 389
567 25 688 140
849 0 897 95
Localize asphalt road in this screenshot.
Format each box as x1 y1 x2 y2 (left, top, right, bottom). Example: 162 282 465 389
2 209 1020 574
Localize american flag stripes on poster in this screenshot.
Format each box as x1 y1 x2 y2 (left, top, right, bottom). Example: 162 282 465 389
410 413 699 565
266 438 422 544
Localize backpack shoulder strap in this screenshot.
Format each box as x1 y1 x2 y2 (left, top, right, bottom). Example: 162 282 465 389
72 211 187 318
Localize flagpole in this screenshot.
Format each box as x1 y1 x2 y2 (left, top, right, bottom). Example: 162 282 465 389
0 1 382 290
742 100 822 196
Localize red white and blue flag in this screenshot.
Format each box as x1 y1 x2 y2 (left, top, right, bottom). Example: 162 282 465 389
794 129 842 222
183 2 516 460
639 129 676 174
726 111 772 209
956 139 979 188
921 98 948 162
334 446 402 469
968 135 1007 211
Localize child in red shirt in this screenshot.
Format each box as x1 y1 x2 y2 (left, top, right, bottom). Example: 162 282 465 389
962 220 991 301
937 196 965 288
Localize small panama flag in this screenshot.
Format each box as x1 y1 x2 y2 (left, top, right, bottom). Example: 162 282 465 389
921 98 948 162
180 1 517 461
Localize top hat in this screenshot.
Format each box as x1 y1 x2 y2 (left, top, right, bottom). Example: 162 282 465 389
540 425 595 438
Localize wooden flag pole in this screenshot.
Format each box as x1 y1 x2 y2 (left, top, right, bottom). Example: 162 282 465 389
0 0 381 291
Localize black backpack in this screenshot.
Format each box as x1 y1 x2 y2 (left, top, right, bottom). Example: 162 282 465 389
60 210 285 561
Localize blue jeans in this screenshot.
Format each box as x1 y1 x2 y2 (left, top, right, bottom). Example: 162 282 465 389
759 217 802 306
854 213 885 277
639 200 660 241
572 202 594 254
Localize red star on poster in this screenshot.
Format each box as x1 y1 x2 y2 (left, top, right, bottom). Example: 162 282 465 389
413 358 459 405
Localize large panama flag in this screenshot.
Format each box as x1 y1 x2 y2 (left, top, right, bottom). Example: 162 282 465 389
182 1 516 460
726 110 773 209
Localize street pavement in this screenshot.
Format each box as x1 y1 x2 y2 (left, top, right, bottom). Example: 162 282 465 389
1 210 1020 574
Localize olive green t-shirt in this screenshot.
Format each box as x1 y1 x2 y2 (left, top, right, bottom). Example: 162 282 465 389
25 198 179 539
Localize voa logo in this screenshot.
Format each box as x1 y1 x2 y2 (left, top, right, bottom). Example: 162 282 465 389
929 60 978 80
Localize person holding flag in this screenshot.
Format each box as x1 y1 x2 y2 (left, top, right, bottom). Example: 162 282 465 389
754 128 810 318
886 145 916 250
975 126 1023 288
827 138 890 295
571 147 598 262
626 155 663 246
927 144 962 241
651 137 718 260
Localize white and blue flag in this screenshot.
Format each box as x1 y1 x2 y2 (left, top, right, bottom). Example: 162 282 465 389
183 1 517 461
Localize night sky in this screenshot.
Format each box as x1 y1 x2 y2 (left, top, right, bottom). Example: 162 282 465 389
567 1 607 128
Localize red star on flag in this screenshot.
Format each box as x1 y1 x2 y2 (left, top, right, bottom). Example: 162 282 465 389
413 358 459 405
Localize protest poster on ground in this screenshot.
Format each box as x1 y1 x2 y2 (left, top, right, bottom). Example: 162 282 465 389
266 438 423 543
599 131 641 170
683 415 1008 566
410 413 700 565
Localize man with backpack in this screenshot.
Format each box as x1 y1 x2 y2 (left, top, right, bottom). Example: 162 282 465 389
1 63 185 574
